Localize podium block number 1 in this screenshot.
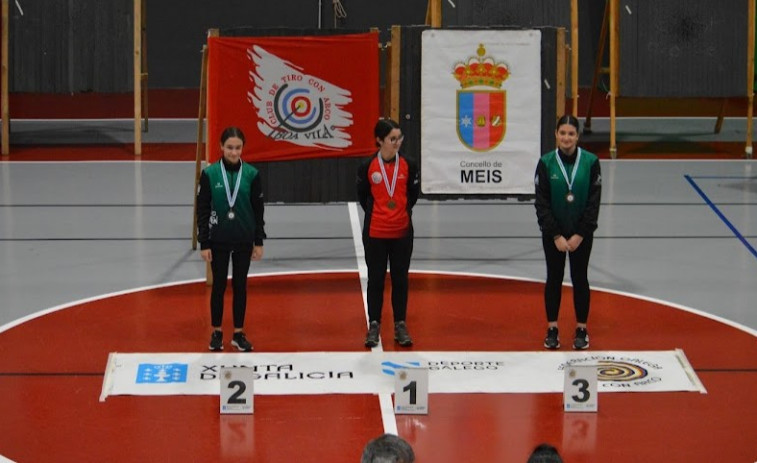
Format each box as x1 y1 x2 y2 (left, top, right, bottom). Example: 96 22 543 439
394 368 429 415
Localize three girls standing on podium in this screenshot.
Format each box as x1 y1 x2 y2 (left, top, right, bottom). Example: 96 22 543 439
197 116 599 353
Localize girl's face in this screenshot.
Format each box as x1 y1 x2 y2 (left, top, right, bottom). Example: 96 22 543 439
221 136 244 164
555 123 579 153
377 128 403 154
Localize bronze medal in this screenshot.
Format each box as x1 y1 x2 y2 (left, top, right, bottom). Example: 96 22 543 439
378 152 400 212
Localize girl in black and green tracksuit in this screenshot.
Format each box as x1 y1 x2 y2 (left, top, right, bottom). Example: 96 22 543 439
534 115 601 351
197 127 265 352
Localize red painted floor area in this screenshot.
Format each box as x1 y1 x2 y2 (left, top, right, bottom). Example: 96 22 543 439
0 272 755 462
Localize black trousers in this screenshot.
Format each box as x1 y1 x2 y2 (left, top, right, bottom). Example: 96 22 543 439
542 234 593 324
209 243 253 329
363 234 413 324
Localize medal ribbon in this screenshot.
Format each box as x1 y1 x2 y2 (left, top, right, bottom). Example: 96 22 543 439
378 152 399 199
555 148 582 194
220 160 243 210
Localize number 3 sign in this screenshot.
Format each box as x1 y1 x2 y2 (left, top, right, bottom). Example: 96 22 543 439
563 365 598 412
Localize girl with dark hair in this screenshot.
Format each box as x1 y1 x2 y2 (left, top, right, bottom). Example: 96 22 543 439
357 119 420 348
534 115 601 350
197 126 266 352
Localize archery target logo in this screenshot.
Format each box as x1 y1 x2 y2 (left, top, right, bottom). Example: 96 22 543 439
274 85 323 132
597 361 648 382
247 45 354 150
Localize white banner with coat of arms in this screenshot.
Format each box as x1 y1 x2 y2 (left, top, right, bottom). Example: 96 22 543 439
421 30 541 194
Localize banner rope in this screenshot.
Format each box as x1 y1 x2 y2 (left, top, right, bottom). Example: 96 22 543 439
333 0 347 26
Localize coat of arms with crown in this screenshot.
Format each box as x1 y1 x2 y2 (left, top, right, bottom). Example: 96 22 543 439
453 44 509 151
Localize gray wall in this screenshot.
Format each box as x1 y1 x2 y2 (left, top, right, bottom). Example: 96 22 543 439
10 0 132 92
7 1 751 202
10 1 745 95
619 0 747 97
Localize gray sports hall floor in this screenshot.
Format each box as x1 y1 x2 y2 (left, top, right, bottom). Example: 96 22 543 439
0 117 756 335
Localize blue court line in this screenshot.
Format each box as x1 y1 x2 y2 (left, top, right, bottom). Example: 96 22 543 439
688 175 757 180
684 175 757 260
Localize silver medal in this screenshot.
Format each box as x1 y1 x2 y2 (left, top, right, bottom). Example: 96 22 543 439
555 148 582 205
220 161 243 220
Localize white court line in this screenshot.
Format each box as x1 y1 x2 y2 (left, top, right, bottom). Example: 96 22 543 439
347 202 369 325
347 201 399 436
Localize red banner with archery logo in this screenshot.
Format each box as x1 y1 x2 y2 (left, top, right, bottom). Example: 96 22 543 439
206 33 379 163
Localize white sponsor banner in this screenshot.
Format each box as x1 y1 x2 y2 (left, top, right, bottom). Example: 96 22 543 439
100 350 705 400
421 29 541 194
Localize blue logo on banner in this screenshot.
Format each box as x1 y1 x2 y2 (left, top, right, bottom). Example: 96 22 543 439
136 363 188 384
381 361 422 376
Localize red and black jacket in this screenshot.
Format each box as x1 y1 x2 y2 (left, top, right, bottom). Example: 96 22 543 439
356 153 420 239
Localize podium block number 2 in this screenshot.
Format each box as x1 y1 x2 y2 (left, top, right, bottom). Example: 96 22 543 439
220 367 255 415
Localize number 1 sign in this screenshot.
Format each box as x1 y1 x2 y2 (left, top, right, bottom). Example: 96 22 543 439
394 368 429 415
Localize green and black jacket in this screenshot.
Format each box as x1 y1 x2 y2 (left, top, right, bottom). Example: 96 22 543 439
197 158 266 249
534 148 601 238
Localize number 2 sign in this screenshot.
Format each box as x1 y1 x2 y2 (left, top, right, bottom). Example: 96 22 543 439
220 367 255 415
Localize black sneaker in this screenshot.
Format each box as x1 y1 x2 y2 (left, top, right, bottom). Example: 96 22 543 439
544 327 560 350
231 332 254 352
394 321 413 347
573 328 589 350
364 321 380 348
209 330 223 351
